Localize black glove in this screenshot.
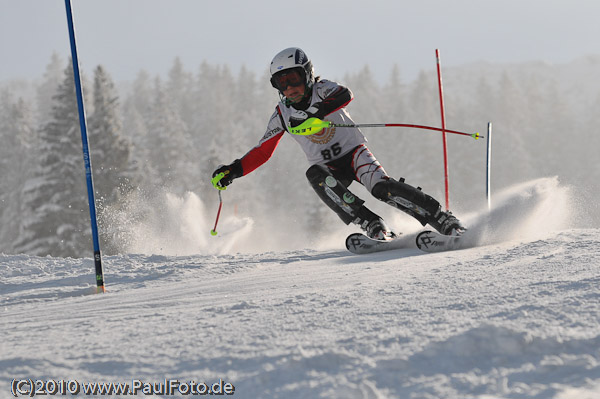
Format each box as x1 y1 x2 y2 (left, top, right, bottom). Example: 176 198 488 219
211 159 243 189
289 103 322 128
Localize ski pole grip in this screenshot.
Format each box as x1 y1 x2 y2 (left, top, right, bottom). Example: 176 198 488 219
211 171 228 191
289 117 330 135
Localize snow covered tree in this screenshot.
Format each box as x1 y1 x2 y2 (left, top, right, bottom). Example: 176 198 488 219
145 77 194 193
87 66 138 254
89 65 135 203
15 62 91 257
493 71 536 187
381 65 407 119
583 91 600 185
343 65 383 122
375 65 413 180
36 52 64 127
121 69 153 187
532 77 576 177
0 92 36 253
233 65 262 153
392 70 445 193
167 57 195 129
193 64 238 194
407 70 440 126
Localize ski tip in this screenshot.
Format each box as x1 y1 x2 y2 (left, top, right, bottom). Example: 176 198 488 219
416 230 463 252
415 230 432 250
345 233 362 251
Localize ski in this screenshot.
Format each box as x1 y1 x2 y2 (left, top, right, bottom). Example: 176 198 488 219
415 230 463 253
347 230 472 255
345 232 412 255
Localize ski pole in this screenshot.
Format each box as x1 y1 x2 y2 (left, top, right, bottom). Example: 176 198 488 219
289 117 482 140
210 171 228 236
210 190 223 236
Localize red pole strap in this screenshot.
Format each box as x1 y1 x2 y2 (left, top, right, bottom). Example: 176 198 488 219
436 49 450 210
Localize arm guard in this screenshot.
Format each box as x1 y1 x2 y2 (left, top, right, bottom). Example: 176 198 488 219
314 86 353 118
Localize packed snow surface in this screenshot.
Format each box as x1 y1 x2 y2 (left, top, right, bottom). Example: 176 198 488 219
1 177 599 398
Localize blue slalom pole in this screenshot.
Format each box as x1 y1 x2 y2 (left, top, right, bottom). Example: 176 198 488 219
64 0 105 293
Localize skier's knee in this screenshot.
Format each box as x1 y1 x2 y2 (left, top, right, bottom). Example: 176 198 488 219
305 164 366 225
371 178 415 201
306 164 331 187
371 179 391 200
373 178 434 206
372 177 441 224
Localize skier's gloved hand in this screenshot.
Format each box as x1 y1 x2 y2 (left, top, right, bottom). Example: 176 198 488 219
211 159 243 190
289 103 322 128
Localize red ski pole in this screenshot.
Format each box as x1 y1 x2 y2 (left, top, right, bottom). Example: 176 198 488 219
210 190 223 236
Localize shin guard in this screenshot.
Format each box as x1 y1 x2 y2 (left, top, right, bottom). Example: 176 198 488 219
371 178 442 226
306 164 378 226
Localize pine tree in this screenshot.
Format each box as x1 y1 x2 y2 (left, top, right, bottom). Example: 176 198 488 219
15 62 91 257
89 65 135 203
408 70 440 126
121 70 153 187
493 71 536 188
343 65 383 122
375 65 413 180
584 91 600 184
88 66 138 254
167 57 194 129
194 64 238 194
233 65 262 154
397 70 444 192
145 77 193 193
0 92 36 252
36 52 64 126
534 77 576 177
381 65 407 119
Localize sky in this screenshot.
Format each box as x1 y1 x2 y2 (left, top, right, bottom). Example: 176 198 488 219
1 0 600 84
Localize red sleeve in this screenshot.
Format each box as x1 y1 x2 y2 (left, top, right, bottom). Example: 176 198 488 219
240 131 284 175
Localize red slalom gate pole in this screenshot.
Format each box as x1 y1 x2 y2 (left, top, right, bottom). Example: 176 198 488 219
435 49 450 210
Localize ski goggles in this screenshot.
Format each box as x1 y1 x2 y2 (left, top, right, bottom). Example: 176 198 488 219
271 69 304 91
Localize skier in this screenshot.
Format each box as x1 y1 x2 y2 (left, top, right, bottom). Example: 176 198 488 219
212 47 465 240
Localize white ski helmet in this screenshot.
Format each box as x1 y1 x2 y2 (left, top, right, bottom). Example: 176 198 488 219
270 47 315 92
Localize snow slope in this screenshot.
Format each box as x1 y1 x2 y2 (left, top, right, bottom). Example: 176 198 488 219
1 178 600 398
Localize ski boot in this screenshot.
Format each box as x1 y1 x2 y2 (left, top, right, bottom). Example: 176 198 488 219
364 218 395 241
435 210 466 236
351 206 395 241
